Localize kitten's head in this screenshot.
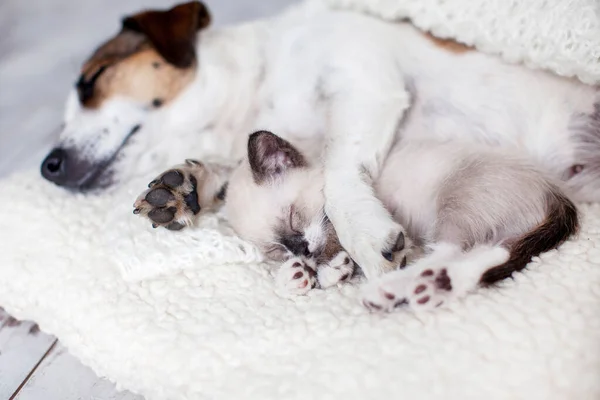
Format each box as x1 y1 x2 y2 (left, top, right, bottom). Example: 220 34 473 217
225 131 344 265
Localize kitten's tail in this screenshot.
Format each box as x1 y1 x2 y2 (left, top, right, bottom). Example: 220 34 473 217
480 188 579 285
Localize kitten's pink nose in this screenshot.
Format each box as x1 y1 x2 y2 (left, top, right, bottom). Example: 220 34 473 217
281 234 311 257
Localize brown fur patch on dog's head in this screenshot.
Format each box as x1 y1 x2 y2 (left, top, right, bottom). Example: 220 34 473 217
423 32 472 54
76 1 210 108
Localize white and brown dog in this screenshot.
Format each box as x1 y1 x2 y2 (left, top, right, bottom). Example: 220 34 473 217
41 2 596 305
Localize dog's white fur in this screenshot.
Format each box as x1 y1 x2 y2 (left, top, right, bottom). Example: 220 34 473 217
56 3 598 280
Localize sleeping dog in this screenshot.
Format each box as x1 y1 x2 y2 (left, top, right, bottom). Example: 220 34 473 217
42 1 597 282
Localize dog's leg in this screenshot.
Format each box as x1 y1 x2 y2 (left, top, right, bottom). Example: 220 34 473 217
133 159 233 230
322 63 411 280
361 243 510 312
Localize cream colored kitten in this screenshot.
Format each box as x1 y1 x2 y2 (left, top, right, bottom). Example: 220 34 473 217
229 132 577 310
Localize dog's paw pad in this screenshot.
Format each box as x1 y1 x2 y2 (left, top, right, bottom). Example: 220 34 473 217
148 206 177 224
381 231 405 261
160 170 185 188
276 259 317 296
145 188 175 207
133 165 205 230
381 230 413 270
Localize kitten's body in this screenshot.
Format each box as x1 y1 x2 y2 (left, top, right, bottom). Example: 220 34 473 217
217 132 577 310
377 140 552 247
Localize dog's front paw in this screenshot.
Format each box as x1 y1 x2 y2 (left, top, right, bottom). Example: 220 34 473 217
381 231 414 270
133 160 206 230
352 226 412 279
317 251 355 288
327 202 411 280
275 258 317 296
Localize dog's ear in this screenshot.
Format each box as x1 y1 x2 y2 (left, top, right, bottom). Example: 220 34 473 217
248 131 307 184
121 1 211 68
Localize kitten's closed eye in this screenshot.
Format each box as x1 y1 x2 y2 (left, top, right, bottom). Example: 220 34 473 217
566 164 585 179
263 243 289 261
289 205 302 234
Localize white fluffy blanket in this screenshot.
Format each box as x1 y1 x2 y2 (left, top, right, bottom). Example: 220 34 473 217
2 171 600 399
2 1 600 399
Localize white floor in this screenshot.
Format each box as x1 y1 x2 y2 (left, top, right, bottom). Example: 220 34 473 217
0 0 297 398
0 309 144 399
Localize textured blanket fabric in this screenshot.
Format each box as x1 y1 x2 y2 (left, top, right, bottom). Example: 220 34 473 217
2 1 600 399
315 0 600 84
1 172 600 400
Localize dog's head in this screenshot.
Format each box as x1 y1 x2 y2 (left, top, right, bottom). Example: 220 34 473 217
41 1 211 191
225 131 345 265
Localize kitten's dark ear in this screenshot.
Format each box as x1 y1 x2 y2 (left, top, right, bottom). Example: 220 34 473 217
121 1 211 68
248 131 306 184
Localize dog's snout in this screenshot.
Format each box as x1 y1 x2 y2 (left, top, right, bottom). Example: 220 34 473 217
41 148 68 182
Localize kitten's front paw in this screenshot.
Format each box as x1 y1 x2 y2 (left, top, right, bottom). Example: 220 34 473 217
317 251 355 288
361 266 453 312
133 160 207 230
275 258 317 296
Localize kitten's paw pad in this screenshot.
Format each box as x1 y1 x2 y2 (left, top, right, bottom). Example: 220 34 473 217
409 268 453 310
133 163 204 230
360 267 452 312
317 252 355 288
275 258 317 296
360 272 412 312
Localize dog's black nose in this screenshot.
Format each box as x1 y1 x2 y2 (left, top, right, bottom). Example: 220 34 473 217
41 148 67 183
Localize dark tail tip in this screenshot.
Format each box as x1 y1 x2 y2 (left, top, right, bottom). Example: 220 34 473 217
480 189 579 285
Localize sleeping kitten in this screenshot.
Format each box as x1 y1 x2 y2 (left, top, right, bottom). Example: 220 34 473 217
226 131 578 310
134 131 578 311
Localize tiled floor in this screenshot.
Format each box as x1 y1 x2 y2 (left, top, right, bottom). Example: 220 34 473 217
0 309 143 399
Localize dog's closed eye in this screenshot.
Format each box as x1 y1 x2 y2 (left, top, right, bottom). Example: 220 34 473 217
152 98 164 108
76 65 108 104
